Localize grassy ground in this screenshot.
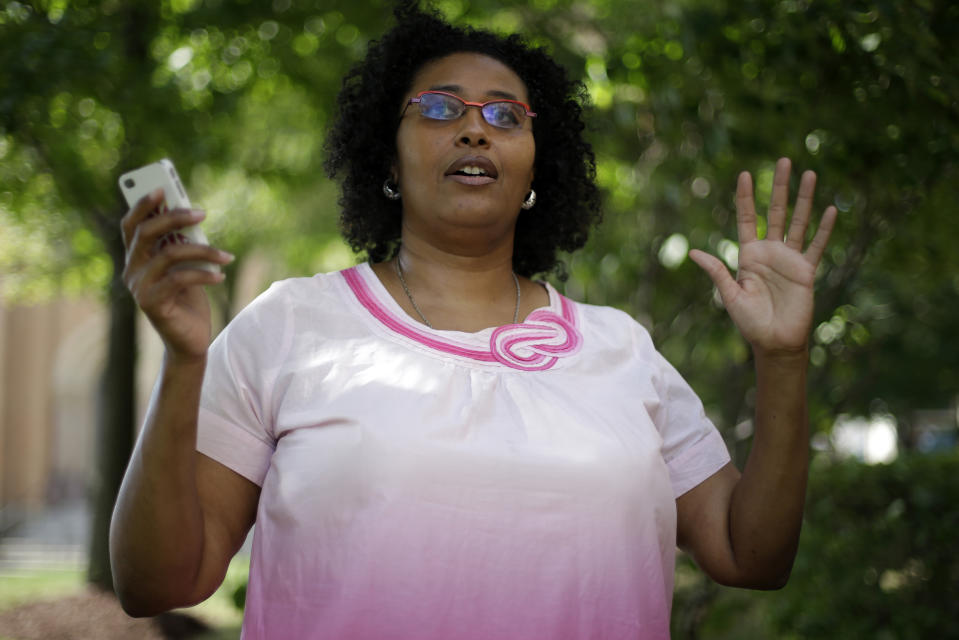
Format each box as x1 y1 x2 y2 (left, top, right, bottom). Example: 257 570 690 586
0 568 84 612
0 556 249 638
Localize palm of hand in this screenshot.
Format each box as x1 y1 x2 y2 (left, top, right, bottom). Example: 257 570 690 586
726 239 817 353
689 158 837 356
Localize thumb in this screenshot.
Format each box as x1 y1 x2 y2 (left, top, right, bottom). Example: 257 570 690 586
688 249 740 305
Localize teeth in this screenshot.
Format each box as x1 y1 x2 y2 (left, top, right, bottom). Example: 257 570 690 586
460 166 487 176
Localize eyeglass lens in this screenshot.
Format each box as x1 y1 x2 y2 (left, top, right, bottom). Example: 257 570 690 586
417 93 526 129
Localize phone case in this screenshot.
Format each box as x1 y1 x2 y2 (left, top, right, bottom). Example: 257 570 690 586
118 159 218 272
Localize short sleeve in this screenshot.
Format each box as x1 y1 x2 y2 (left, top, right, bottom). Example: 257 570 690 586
196 281 294 486
635 327 731 498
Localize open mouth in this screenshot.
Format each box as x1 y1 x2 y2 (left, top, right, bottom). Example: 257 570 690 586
453 166 490 177
445 156 498 183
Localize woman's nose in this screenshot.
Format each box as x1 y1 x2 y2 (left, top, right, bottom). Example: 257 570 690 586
455 107 490 146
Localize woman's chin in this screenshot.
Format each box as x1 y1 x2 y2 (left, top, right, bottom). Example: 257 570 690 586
436 206 519 231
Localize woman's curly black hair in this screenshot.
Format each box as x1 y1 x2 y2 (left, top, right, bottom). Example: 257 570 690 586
324 1 601 279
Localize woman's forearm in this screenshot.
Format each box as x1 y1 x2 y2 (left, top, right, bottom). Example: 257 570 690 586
109 354 208 615
728 349 810 588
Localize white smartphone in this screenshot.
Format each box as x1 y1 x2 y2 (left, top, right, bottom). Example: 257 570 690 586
118 158 218 272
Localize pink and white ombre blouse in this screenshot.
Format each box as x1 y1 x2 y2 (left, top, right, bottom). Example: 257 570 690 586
197 263 730 639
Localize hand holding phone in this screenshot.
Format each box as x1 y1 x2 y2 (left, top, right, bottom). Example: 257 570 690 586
119 159 218 272
119 159 233 362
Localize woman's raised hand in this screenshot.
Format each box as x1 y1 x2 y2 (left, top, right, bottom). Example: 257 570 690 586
688 158 838 357
121 189 234 363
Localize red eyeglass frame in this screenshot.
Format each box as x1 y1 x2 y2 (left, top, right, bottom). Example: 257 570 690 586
406 90 538 122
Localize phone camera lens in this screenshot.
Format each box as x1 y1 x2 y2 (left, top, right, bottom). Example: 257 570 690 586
123 178 135 188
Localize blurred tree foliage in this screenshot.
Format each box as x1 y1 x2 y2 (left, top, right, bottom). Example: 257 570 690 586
510 0 959 452
1 0 957 627
672 451 959 638
0 0 390 591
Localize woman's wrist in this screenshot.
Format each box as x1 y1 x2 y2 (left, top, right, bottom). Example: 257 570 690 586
163 348 208 371
752 344 809 373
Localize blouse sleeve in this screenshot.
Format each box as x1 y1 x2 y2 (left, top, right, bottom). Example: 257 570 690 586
635 325 731 498
196 281 294 486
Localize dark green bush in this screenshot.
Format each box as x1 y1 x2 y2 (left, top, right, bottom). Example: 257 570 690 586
673 450 959 639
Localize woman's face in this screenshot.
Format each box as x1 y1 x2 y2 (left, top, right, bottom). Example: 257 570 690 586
393 52 536 247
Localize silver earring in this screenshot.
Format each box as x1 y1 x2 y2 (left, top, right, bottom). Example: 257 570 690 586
521 189 536 210
383 179 401 201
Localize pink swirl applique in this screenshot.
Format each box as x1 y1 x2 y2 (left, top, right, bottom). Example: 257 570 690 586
343 266 582 371
489 309 582 371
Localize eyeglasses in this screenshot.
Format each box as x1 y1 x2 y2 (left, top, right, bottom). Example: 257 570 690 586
404 91 537 129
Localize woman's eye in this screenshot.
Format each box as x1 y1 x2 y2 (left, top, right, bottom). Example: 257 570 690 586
490 104 521 127
439 100 461 117
420 95 462 119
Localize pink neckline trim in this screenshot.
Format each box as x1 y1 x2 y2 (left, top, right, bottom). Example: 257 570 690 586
342 266 582 371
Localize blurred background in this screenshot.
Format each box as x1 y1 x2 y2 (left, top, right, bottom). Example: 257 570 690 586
1 0 957 637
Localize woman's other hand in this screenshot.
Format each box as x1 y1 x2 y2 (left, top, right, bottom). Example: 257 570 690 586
120 189 234 362
679 158 837 589
688 157 837 357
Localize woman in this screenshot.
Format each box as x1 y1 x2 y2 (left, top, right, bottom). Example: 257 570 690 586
111 4 836 638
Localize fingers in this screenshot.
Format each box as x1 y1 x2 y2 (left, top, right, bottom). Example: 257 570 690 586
735 171 758 244
785 170 816 251
121 189 164 249
138 208 206 246
120 186 231 309
125 205 207 269
138 242 233 284
137 264 227 310
125 243 231 314
742 159 829 259
689 249 739 306
765 157 792 242
124 235 232 304
804 205 838 267
124 244 233 293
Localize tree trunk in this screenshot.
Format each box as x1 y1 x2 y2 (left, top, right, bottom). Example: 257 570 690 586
85 6 155 591
87 231 137 592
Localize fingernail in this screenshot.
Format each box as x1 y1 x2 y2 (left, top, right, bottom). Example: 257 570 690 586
219 250 235 262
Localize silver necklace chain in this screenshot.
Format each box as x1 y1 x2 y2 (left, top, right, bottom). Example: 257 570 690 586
393 258 521 329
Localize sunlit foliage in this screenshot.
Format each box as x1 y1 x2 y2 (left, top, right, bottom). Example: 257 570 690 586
2 0 958 625
3 0 957 462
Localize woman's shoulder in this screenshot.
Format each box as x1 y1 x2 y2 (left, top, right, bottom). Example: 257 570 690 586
224 269 351 332
213 268 354 356
244 269 346 308
558 295 659 360
565 296 651 335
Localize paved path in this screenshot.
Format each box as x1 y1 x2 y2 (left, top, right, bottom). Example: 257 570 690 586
0 501 89 572
0 500 252 573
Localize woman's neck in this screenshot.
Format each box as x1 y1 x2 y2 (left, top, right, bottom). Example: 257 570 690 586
370 232 547 332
